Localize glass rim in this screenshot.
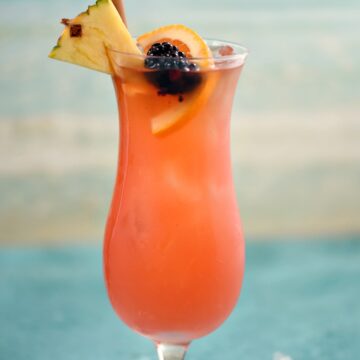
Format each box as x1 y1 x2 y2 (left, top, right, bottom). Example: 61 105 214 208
107 38 249 63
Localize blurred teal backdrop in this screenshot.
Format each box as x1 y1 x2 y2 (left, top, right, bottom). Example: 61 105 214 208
1 0 360 244
1 2 360 360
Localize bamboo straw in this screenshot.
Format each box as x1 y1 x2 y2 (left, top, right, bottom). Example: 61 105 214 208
112 0 127 26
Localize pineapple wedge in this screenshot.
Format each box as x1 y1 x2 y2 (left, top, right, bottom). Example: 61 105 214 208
49 0 141 74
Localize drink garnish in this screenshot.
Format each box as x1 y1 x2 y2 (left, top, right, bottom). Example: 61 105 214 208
49 0 141 74
137 25 216 135
144 42 201 96
49 4 217 135
137 24 212 67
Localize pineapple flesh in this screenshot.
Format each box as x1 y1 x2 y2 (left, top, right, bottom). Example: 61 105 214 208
49 0 141 74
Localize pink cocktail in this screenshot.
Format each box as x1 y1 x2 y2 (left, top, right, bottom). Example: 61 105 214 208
104 40 248 358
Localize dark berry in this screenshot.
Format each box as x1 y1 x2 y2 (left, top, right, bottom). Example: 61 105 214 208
188 63 198 71
144 42 201 95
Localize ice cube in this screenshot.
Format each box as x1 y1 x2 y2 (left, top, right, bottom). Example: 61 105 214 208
219 45 234 56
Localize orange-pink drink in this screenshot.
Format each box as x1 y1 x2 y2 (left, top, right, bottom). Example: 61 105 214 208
104 47 245 345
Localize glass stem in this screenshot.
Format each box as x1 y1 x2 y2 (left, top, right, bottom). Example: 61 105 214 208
157 343 188 360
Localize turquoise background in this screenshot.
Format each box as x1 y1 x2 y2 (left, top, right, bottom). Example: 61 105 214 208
1 238 360 359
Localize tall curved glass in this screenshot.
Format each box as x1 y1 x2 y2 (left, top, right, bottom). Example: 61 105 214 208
104 40 248 359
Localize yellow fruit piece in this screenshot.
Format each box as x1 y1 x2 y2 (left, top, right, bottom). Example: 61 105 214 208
137 24 215 135
49 0 141 74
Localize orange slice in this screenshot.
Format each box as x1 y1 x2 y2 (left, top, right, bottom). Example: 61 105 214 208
137 25 216 135
150 73 217 135
137 24 212 65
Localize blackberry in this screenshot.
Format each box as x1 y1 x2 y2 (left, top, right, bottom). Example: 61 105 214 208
144 42 201 96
